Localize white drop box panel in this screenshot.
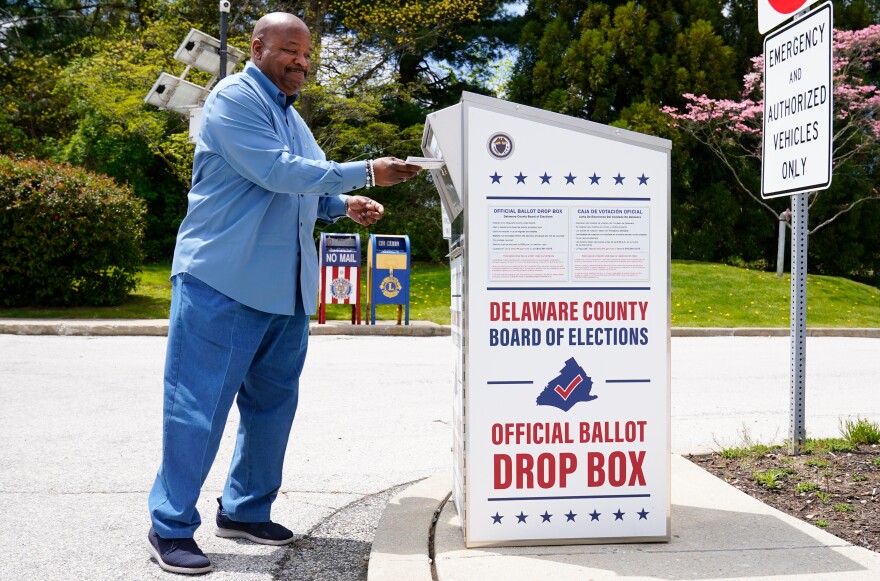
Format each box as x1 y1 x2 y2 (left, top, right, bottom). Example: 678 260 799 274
423 92 672 547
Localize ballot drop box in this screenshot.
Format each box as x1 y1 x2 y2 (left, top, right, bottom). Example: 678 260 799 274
423 92 672 547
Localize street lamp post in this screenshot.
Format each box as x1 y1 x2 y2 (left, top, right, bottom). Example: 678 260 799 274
219 0 230 80
144 10 244 142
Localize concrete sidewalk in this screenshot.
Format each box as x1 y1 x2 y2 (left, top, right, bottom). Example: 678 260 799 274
369 456 880 581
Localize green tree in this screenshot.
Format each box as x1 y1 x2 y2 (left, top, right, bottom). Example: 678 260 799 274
508 1 740 123
55 15 203 257
1 0 262 256
507 1 768 267
0 0 165 155
2 0 520 262
663 26 880 283
289 0 520 261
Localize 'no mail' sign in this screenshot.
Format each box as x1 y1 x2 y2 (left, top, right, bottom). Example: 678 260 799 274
760 1 833 199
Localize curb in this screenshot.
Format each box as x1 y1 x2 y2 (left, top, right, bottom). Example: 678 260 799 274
0 319 451 337
672 327 880 338
0 319 170 337
310 320 450 337
0 319 877 338
367 473 451 581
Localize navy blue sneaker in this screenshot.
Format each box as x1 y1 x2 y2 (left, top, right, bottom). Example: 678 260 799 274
147 528 212 575
215 497 295 546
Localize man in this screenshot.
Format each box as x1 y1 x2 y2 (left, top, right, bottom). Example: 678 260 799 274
146 12 422 575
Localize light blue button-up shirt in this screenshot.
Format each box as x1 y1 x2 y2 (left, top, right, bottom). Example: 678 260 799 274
172 62 367 315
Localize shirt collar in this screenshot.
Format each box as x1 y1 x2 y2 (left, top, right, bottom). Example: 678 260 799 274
244 62 298 109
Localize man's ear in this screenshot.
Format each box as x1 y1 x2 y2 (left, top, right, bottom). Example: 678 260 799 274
250 39 263 62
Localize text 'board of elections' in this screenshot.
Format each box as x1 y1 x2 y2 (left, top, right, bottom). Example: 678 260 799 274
761 1 833 198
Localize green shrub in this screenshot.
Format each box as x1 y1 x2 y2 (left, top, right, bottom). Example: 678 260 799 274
839 417 880 446
803 438 856 453
0 156 145 306
719 441 778 460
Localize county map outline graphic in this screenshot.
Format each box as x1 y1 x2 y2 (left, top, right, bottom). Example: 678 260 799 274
536 357 597 412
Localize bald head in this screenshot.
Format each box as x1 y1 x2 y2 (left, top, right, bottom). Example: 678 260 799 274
250 12 312 96
251 12 308 45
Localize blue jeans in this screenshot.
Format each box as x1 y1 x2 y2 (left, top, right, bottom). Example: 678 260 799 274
148 273 309 538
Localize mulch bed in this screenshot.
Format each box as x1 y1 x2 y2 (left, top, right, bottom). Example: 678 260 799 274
689 444 880 552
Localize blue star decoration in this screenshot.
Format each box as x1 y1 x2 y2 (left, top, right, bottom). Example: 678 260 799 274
637 173 649 185
489 508 652 526
490 172 502 184
613 173 625 185
515 172 527 184
564 173 576 184
589 173 601 185
540 172 552 184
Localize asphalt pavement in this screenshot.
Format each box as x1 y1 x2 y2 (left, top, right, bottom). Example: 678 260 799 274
1 328 879 580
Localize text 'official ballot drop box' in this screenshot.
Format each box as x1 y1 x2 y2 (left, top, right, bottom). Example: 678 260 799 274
422 92 672 547
366 234 411 325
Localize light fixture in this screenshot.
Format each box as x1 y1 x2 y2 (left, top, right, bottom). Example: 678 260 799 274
144 72 207 111
173 28 245 77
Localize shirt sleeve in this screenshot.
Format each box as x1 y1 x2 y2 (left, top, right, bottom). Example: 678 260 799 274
318 194 349 224
201 83 367 195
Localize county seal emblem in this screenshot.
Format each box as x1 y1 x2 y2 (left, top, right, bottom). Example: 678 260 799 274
487 132 514 159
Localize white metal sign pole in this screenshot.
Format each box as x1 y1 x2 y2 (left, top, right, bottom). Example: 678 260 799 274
790 191 807 452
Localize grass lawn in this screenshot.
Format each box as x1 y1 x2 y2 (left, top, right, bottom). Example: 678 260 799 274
1 260 878 327
671 261 880 327
0 263 172 319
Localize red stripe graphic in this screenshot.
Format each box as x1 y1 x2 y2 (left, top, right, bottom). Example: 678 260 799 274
325 266 357 304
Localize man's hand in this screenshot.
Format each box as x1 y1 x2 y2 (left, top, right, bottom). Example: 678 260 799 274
372 157 423 186
345 196 384 226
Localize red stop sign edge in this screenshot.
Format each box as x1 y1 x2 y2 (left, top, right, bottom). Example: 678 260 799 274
768 0 809 14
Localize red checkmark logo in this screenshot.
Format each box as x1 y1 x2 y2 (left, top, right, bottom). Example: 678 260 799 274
554 375 583 400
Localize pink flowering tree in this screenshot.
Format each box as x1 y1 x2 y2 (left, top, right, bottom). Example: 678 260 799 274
662 25 880 234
